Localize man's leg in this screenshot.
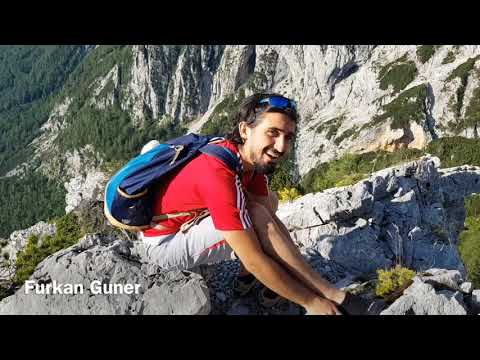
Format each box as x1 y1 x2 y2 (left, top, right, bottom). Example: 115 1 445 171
247 201 345 305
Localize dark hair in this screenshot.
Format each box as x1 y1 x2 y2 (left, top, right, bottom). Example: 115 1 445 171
225 92 299 145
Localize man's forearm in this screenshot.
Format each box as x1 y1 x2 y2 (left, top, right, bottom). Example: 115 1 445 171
244 251 317 308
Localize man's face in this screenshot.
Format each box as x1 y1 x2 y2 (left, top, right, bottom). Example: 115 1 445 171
240 112 296 175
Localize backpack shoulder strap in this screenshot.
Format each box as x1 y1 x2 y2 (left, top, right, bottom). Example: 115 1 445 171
199 144 240 173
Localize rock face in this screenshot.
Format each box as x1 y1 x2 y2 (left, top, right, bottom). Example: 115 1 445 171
277 156 480 279
0 234 210 315
1 221 56 264
380 268 475 315
64 170 108 214
8 45 480 193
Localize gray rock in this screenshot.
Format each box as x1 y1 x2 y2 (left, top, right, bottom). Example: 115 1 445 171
418 268 464 291
227 303 250 315
216 292 227 302
1 221 56 270
0 234 210 315
471 290 480 314
381 278 468 315
460 282 473 294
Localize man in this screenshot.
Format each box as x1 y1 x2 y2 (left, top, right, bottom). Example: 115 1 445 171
140 93 369 315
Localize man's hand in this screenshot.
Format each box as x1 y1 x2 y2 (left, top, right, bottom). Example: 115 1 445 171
305 297 342 315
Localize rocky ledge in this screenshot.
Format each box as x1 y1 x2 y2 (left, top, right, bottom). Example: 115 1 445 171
1 155 480 315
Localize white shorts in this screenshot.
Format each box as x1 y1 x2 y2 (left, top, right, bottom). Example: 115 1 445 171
139 216 237 271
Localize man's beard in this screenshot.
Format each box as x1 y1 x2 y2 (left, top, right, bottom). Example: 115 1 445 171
253 161 277 175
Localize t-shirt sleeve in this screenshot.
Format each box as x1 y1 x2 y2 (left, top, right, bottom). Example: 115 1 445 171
197 155 253 231
246 173 269 197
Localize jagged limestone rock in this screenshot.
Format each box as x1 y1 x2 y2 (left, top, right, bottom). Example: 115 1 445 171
277 156 478 278
0 234 210 315
1 221 56 264
380 277 468 315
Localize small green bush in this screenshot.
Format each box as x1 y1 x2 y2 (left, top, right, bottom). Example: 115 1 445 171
375 265 416 299
201 92 246 137
13 212 83 285
379 58 418 94
416 45 440 64
278 187 302 202
300 148 424 194
442 50 456 64
426 137 480 167
367 84 428 130
315 115 345 140
458 214 480 288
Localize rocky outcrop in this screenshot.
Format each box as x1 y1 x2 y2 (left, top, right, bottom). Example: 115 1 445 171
0 234 210 315
276 156 480 279
1 221 56 264
2 155 480 315
7 45 480 208
380 269 474 315
64 170 108 213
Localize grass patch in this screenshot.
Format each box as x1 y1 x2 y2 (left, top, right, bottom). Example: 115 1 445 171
315 115 345 140
425 136 480 167
13 212 83 285
446 56 480 121
277 187 302 202
300 148 424 194
375 265 416 299
378 55 418 94
458 193 480 288
365 84 428 130
201 92 246 137
416 45 441 64
334 126 358 146
442 50 456 65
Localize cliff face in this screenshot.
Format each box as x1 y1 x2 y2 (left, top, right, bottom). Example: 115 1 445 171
6 45 480 191
2 45 480 314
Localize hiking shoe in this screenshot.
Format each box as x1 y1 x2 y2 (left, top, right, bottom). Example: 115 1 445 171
259 287 284 308
233 273 258 297
337 292 373 315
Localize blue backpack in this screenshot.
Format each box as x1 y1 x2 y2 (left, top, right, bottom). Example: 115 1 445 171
104 133 240 231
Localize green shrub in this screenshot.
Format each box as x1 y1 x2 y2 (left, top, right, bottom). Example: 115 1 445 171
0 171 66 238
379 57 418 94
416 45 440 64
201 92 246 137
426 137 480 167
277 187 302 202
375 265 416 299
366 84 428 130
458 215 480 288
442 50 456 64
333 126 358 146
445 56 480 121
463 86 480 134
301 148 424 194
268 150 298 192
315 115 345 140
13 212 83 285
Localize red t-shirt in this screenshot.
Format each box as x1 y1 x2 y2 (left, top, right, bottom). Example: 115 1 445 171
142 140 269 237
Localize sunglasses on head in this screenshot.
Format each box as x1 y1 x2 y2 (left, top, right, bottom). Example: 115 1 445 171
258 96 297 111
